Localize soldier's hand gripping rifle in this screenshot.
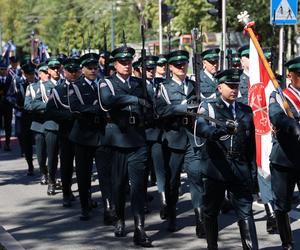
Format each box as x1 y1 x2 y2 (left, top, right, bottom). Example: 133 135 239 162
191 27 202 103
103 26 109 77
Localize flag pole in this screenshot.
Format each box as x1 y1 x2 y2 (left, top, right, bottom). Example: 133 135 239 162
237 11 293 118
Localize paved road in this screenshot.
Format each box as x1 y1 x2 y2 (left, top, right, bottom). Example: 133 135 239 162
1 138 300 250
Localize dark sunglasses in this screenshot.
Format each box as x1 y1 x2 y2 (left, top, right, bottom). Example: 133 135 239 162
172 63 187 68
49 66 60 70
157 63 166 67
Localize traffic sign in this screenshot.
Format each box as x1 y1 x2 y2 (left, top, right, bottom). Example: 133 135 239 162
270 0 298 25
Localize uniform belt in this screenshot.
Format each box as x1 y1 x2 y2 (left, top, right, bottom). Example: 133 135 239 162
106 116 144 128
226 151 246 160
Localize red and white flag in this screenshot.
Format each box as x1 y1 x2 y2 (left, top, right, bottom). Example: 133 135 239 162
248 40 275 177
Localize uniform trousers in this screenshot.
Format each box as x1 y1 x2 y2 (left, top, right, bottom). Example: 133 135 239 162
270 163 300 212
45 130 59 183
59 135 75 196
111 146 147 219
35 132 47 175
0 103 12 146
150 142 165 193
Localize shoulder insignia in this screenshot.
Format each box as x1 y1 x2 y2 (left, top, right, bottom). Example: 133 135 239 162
68 89 74 96
100 82 108 88
269 96 276 104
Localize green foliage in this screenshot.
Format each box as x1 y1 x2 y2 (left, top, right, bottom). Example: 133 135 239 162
0 0 294 55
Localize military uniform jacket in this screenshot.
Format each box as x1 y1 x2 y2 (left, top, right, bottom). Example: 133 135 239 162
238 72 249 105
46 79 76 138
196 97 256 182
24 80 58 133
0 75 13 105
145 78 164 142
99 73 148 148
268 86 300 168
68 77 105 147
199 69 217 99
155 77 198 150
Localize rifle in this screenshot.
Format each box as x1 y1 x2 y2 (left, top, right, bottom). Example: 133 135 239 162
140 25 148 102
227 32 232 69
191 27 202 103
103 26 109 77
165 25 172 81
122 30 127 47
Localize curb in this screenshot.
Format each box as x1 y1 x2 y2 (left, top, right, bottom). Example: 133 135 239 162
0 226 25 250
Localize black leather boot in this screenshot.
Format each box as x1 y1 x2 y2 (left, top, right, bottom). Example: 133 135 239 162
194 208 206 238
264 203 277 234
47 183 55 195
103 198 116 225
220 194 233 214
133 215 153 247
205 216 218 250
159 192 168 220
275 211 294 250
167 206 177 232
238 217 259 250
114 219 126 237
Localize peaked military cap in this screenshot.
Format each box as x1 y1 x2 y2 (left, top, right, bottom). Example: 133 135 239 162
132 60 141 69
157 54 167 64
108 58 115 70
201 48 220 60
111 46 135 61
167 50 189 64
47 57 61 67
21 63 36 74
57 53 68 64
37 63 49 72
63 57 81 72
145 55 159 68
238 45 250 58
80 53 99 67
215 69 243 85
99 50 110 58
285 56 300 73
9 55 19 63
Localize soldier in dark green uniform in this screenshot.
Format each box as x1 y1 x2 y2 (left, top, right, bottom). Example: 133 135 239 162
99 46 152 247
7 57 35 175
46 57 82 207
68 53 114 223
155 54 167 79
199 48 220 100
268 57 300 250
24 64 49 184
238 45 250 105
155 50 205 236
196 69 258 250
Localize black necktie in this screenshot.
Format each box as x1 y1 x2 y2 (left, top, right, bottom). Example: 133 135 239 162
91 81 97 90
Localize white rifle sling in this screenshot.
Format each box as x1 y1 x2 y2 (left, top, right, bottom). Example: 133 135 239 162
72 84 84 105
52 88 69 109
160 84 171 105
98 79 115 112
29 84 36 100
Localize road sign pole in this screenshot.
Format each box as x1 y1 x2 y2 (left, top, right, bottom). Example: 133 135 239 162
278 26 284 75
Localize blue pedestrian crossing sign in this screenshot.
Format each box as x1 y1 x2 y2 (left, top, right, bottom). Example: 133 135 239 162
270 0 298 25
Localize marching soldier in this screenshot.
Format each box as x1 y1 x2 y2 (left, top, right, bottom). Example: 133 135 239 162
99 46 152 247
199 48 220 100
238 45 250 105
46 57 82 207
155 54 167 79
0 60 13 151
68 53 114 224
24 63 49 185
155 50 205 236
7 57 35 175
268 56 300 250
195 69 258 250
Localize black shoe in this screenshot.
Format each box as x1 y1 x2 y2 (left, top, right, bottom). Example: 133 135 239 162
114 220 126 237
47 184 55 195
159 192 168 220
238 217 259 250
133 215 153 247
27 169 34 176
167 206 177 232
80 209 90 221
133 228 153 247
103 210 117 225
195 208 206 238
63 195 72 208
40 175 48 185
